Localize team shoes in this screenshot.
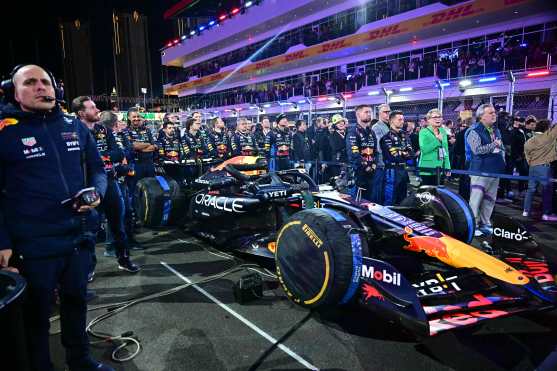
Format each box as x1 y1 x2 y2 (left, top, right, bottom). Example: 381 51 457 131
522 211 557 221
474 224 494 237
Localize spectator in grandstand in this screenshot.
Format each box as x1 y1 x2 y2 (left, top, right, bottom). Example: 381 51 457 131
381 110 414 205
347 105 377 202
208 117 229 159
418 109 451 186
523 119 557 221
292 120 312 172
467 104 505 236
271 114 294 170
371 104 391 203
327 114 348 178
230 117 258 157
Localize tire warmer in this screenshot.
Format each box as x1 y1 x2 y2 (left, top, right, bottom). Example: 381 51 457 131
155 176 172 226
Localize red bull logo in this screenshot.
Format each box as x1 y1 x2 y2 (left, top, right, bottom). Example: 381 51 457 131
403 227 449 259
362 283 384 301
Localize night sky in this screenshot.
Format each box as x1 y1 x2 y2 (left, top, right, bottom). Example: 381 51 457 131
2 1 237 96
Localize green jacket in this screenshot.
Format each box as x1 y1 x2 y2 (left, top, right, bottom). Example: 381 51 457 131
418 126 451 175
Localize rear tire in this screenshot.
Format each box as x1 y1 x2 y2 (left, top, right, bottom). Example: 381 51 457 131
135 176 186 227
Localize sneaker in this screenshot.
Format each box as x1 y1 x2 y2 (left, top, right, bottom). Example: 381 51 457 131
542 214 557 222
474 229 484 237
479 225 493 236
68 356 115 371
118 258 141 273
85 289 97 302
87 271 95 283
522 211 529 217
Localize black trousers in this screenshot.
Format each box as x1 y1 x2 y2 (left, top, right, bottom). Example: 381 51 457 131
18 247 91 371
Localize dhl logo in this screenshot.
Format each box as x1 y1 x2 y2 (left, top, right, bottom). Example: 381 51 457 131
255 60 272 69
321 39 348 53
366 24 404 41
423 4 482 26
284 51 306 63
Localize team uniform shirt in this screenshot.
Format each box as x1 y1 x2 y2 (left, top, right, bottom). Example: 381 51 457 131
380 129 414 167
347 125 378 171
230 131 258 157
272 128 293 159
209 130 229 159
255 130 273 158
157 132 183 162
127 125 156 163
182 131 210 160
90 124 123 175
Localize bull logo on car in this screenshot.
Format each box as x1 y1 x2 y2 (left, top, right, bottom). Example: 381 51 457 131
403 227 449 259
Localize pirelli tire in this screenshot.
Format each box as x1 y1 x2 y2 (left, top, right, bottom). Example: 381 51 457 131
135 176 186 227
401 188 475 244
275 208 367 309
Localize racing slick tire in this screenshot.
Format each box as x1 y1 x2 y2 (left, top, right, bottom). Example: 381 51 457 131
135 176 186 227
401 188 475 244
275 208 367 309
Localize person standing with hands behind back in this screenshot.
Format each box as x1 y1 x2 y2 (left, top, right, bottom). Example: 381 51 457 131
418 108 451 185
0 64 112 371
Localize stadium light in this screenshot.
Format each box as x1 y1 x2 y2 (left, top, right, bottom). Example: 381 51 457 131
219 14 227 21
478 77 497 83
327 97 336 101
527 70 549 77
181 35 186 40
263 103 271 108
190 30 196 36
245 1 253 7
298 99 307 104
342 93 352 99
385 90 393 95
440 82 450 87
399 87 413 92
231 8 240 15
249 106 258 109
459 79 472 87
198 26 205 31
208 20 216 26
317 97 327 102
367 91 380 96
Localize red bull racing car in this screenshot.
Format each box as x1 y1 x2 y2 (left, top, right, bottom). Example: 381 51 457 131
142 156 557 336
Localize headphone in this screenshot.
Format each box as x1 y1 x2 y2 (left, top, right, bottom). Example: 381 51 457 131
1 64 64 104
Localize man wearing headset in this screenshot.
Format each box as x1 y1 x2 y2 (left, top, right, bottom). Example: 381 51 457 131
0 65 113 371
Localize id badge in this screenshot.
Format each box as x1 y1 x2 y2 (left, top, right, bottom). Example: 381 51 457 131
437 147 446 160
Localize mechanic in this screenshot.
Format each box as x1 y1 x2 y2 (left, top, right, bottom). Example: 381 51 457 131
254 116 273 162
73 96 140 274
157 119 190 185
292 119 312 172
371 103 391 203
348 105 378 202
0 64 112 371
271 113 294 171
230 117 258 157
467 103 506 236
381 110 414 206
208 116 229 159
418 108 451 185
523 119 557 221
126 107 157 214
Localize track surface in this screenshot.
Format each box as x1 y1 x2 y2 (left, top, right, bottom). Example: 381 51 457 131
49 203 557 371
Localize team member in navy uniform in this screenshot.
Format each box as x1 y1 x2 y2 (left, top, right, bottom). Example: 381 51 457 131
73 97 139 274
157 120 188 184
0 65 112 370
230 117 258 157
347 106 378 202
208 116 229 159
126 107 157 204
381 110 414 206
328 114 348 178
183 117 211 160
272 114 293 170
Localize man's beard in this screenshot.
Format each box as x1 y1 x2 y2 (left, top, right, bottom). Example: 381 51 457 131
360 117 371 124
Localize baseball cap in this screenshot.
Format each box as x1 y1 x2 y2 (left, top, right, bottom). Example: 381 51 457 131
331 114 347 126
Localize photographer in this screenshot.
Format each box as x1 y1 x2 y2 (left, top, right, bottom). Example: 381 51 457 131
0 65 112 370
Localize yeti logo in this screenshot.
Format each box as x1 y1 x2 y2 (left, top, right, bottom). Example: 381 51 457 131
493 227 529 242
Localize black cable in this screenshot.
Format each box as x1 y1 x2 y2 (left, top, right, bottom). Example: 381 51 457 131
248 310 314 371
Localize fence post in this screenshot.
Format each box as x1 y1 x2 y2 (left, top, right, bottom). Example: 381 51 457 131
506 71 516 114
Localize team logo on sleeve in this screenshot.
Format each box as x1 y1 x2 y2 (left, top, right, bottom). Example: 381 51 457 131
0 118 18 131
22 137 37 147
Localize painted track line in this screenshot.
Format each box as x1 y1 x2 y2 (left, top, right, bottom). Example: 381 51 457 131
160 261 319 370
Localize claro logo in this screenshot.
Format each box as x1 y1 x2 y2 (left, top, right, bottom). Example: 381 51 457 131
194 194 245 213
493 227 528 241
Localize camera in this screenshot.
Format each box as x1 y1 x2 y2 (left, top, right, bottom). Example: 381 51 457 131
61 187 100 210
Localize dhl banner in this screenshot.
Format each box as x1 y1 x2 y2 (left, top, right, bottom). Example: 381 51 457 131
165 0 533 95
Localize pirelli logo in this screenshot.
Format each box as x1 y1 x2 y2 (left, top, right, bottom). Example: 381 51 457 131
302 224 323 248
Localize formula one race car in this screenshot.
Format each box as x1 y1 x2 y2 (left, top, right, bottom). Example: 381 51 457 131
139 156 557 336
